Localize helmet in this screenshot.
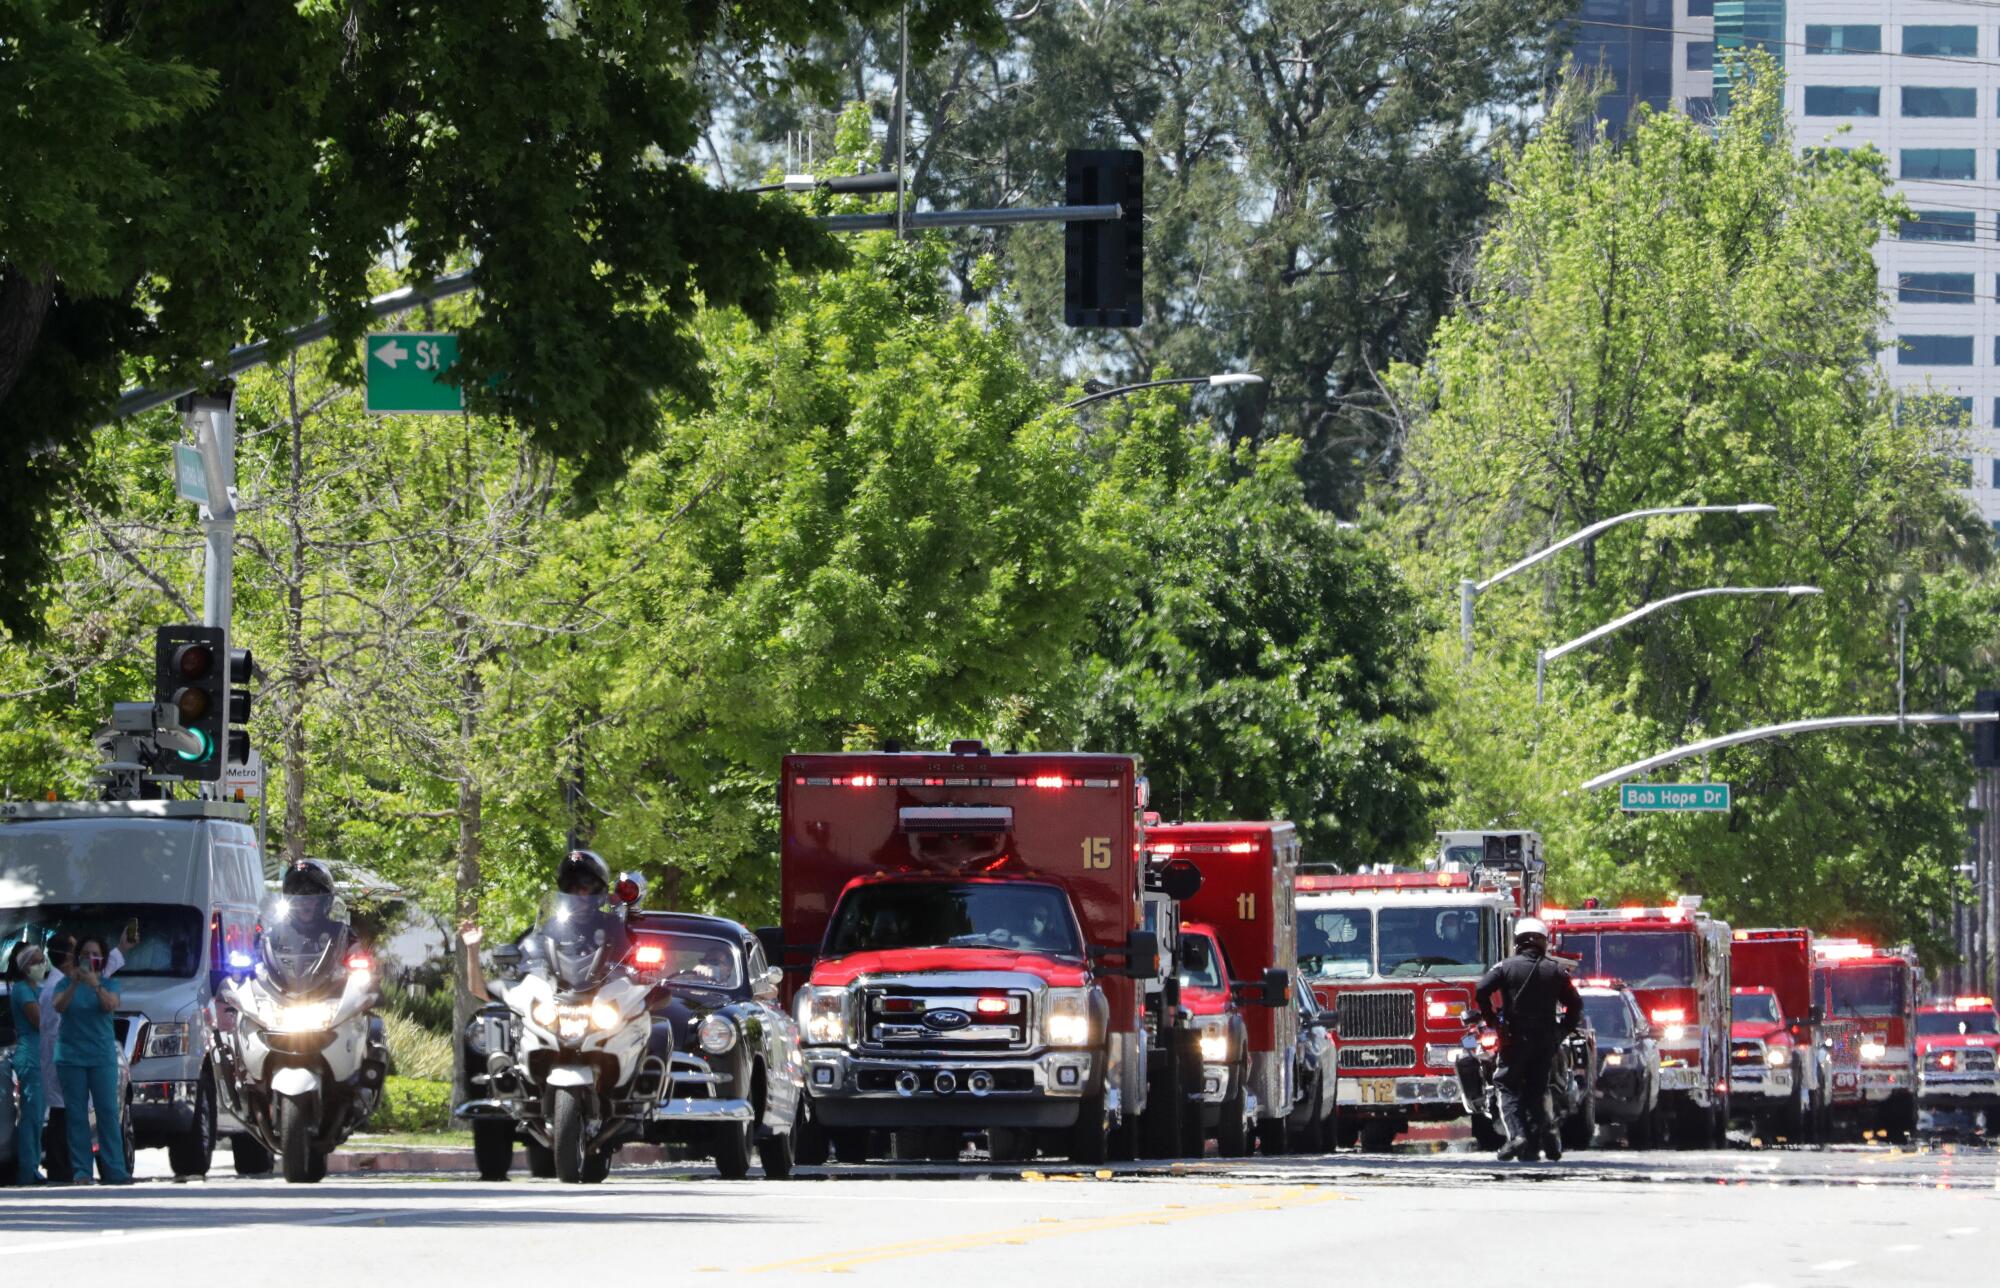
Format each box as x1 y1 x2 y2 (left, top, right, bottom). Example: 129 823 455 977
1514 916 1549 944
557 849 611 896
281 859 337 897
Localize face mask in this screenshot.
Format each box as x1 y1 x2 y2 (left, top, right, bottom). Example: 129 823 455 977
25 959 48 985
86 954 105 973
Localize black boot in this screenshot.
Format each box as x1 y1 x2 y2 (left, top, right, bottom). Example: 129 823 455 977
1496 1138 1527 1161
1541 1131 1563 1162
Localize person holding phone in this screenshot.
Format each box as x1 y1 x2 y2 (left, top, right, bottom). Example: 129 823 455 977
52 935 131 1185
38 926 130 1182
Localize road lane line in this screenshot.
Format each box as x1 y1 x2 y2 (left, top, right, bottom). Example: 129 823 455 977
746 1185 1352 1274
1809 1260 1855 1272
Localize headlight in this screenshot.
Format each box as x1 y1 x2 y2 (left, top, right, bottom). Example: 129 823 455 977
1425 998 1469 1023
1602 1050 1625 1067
142 1021 190 1059
796 987 847 1046
531 999 559 1027
1860 1041 1888 1061
1044 987 1093 1047
1195 1015 1231 1063
1766 1048 1789 1068
1424 1043 1462 1069
698 1014 738 1055
274 1002 334 1033
1663 1024 1687 1043
590 1000 622 1032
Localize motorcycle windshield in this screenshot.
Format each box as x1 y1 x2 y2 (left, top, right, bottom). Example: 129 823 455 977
259 893 350 994
534 892 629 993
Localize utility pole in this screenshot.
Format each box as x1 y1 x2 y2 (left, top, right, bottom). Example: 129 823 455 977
177 387 239 801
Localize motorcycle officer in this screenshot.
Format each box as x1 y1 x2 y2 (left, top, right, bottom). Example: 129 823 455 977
461 849 614 1003
1472 916 1582 1162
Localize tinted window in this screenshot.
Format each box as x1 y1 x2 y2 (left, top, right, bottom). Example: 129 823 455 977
1822 965 1906 1017
1900 334 1975 365
1804 86 1880 117
1899 211 1975 242
1556 930 1695 988
1377 906 1490 978
1918 1011 1999 1036
1903 25 1976 57
1900 272 1975 303
1904 87 1977 118
1903 148 1977 180
825 882 1080 956
1734 992 1783 1025
1685 0 1711 15
1583 994 1633 1038
1686 42 1713 71
1178 932 1223 989
1298 907 1372 980
0 903 204 978
1804 25 1879 54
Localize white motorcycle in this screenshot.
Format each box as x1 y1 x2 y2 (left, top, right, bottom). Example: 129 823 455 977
211 893 385 1183
460 888 664 1183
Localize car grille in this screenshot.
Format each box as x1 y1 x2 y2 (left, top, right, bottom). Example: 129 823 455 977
1731 1040 1765 1066
1336 991 1417 1040
860 986 1033 1052
1828 1026 1861 1065
1964 1049 1998 1073
1338 1044 1417 1072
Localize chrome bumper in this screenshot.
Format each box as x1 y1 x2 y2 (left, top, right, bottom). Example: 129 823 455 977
1335 1074 1460 1108
1199 1062 1229 1104
801 1047 1094 1100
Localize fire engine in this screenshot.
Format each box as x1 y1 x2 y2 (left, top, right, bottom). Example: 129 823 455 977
1728 928 1825 1141
1812 939 1921 1142
1916 995 2000 1127
1543 899 1732 1146
1294 830 1543 1152
775 743 1159 1164
1146 821 1299 1154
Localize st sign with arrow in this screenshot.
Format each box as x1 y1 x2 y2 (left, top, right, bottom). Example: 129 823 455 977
365 331 463 414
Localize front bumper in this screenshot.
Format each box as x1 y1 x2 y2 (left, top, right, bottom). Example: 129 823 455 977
1919 1070 2000 1107
801 1047 1095 1130
1730 1065 1794 1106
1336 1073 1462 1116
129 1079 199 1144
1856 1067 1914 1102
1199 1063 1229 1104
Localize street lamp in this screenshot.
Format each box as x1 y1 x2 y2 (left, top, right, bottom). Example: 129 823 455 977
1064 372 1263 410
1535 585 1821 705
1459 503 1778 662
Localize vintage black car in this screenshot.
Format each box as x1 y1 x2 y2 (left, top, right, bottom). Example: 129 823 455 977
1579 981 1663 1148
626 911 807 1178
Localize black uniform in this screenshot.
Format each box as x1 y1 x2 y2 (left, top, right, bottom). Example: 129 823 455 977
1474 946 1584 1151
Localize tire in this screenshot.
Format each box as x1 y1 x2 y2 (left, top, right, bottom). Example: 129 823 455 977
1258 1115 1290 1156
1286 1072 1322 1155
758 1101 799 1180
1561 1094 1597 1152
231 1133 274 1176
1216 1084 1250 1157
1335 1120 1360 1150
1671 1098 1706 1150
1357 1120 1398 1154
525 1138 557 1178
714 1115 755 1179
987 1127 1036 1163
580 1149 611 1184
1142 1052 1184 1159
1781 1069 1808 1142
473 1119 514 1182
792 1103 829 1167
1067 1092 1110 1164
306 1147 328 1183
1882 1093 1916 1145
277 1097 318 1184
1469 1112 1506 1150
1628 1102 1659 1150
168 1078 216 1178
551 1086 591 1183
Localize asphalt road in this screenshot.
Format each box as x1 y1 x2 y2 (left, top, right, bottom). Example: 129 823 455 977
5 1144 1996 1286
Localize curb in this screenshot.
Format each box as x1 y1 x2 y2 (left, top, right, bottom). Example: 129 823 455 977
330 1143 675 1174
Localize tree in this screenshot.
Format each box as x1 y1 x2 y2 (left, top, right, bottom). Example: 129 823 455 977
0 0 1001 637
1385 66 1999 955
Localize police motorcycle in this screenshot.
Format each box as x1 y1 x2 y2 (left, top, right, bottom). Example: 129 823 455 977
210 886 387 1183
1454 1021 1598 1153
459 878 665 1183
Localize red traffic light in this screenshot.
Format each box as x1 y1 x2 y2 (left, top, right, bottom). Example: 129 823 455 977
175 643 215 679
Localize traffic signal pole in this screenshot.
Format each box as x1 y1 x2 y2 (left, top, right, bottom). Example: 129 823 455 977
179 390 238 799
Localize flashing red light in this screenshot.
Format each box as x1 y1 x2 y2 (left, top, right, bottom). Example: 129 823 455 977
1146 843 1181 856
1939 1052 1957 1071
975 997 1009 1015
1581 898 1600 910
1651 1007 1687 1025
1032 775 1067 789
1478 1031 1499 1050
345 952 372 973
1954 996 1995 1010
1224 841 1256 854
614 878 641 904
633 943 665 967
1815 942 1878 961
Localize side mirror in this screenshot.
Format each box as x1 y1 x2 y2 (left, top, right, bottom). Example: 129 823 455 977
1316 1009 1340 1035
1123 930 1160 979
1232 967 1290 1009
1808 1004 1823 1025
757 965 783 998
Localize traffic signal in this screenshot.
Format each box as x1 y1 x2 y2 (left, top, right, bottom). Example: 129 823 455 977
1975 690 2000 768
1064 149 1144 327
227 646 255 766
154 625 227 781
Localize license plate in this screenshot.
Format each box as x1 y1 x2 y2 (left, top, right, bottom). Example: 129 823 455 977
1357 1078 1396 1104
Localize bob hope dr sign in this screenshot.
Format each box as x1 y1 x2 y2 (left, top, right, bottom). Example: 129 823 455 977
1619 783 1731 813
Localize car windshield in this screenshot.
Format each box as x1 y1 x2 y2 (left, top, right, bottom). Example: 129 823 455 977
0 903 204 978
1178 933 1223 989
1919 1011 2000 1037
1557 930 1695 989
1734 993 1783 1025
1378 907 1488 978
640 933 743 991
1297 908 1372 980
1823 965 1905 1018
1582 994 1632 1039
825 883 1080 957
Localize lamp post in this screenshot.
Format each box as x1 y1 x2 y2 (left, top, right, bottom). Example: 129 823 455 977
1064 372 1263 410
1535 585 1822 705
1459 503 1779 662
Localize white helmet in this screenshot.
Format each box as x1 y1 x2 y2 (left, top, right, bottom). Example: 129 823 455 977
1514 917 1549 942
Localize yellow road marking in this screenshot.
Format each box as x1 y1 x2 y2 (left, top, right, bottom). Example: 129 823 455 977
747 1185 1352 1274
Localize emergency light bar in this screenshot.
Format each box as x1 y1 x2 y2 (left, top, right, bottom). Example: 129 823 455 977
1732 928 1810 943
1296 870 1471 893
1953 996 1995 1010
1542 905 1696 924
796 774 1124 789
899 805 1015 834
1579 977 1630 990
1145 840 1258 856
1812 941 1877 961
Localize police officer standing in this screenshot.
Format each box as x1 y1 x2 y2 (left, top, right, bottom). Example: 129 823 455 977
1473 916 1582 1162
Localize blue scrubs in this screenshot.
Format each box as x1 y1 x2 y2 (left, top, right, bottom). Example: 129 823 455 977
9 978 43 1183
54 975 126 1184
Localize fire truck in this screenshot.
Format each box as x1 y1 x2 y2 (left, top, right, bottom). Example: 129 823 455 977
1294 830 1543 1152
1543 899 1732 1146
1916 995 2000 1128
1728 928 1825 1141
1145 821 1299 1154
1812 939 1921 1142
775 743 1160 1164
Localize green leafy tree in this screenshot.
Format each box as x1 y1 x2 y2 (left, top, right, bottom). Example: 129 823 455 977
1386 66 1998 956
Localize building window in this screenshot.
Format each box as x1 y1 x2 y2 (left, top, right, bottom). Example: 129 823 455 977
1901 272 1976 303
1993 457 2000 489
1901 335 1975 364
1903 26 1977 58
1904 87 1977 118
1686 41 1714 71
1686 0 1712 15
1903 394 1975 427
1903 148 1977 180
1803 24 1881 55
1898 212 1977 245
1806 86 1881 116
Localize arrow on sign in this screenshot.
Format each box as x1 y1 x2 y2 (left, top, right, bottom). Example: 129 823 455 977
374 340 409 369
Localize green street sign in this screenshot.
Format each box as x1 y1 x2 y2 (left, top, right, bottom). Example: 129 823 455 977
1620 782 1731 813
365 332 463 414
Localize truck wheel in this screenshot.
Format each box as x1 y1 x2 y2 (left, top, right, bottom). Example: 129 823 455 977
987 1127 1036 1163
1882 1094 1915 1145
277 1098 318 1184
167 1078 216 1178
1068 1092 1110 1164
1357 1120 1399 1153
1216 1086 1250 1157
793 1103 829 1167
1258 1115 1290 1156
551 1086 591 1182
580 1148 611 1184
1469 1112 1506 1150
473 1119 514 1181
1561 1093 1597 1152
230 1133 274 1176
1142 1055 1184 1159
1781 1071 1808 1142
525 1138 558 1178
714 1116 756 1178
759 1099 800 1179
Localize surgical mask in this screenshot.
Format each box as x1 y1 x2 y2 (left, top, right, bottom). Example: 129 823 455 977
85 954 105 972
25 959 48 985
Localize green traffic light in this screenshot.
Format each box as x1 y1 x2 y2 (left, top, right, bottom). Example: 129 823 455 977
175 727 215 763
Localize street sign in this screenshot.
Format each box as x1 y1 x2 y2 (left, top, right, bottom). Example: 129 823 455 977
365 331 463 414
1620 782 1731 813
172 443 209 505
221 749 264 803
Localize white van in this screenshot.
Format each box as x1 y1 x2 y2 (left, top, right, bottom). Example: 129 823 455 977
0 799 265 1176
